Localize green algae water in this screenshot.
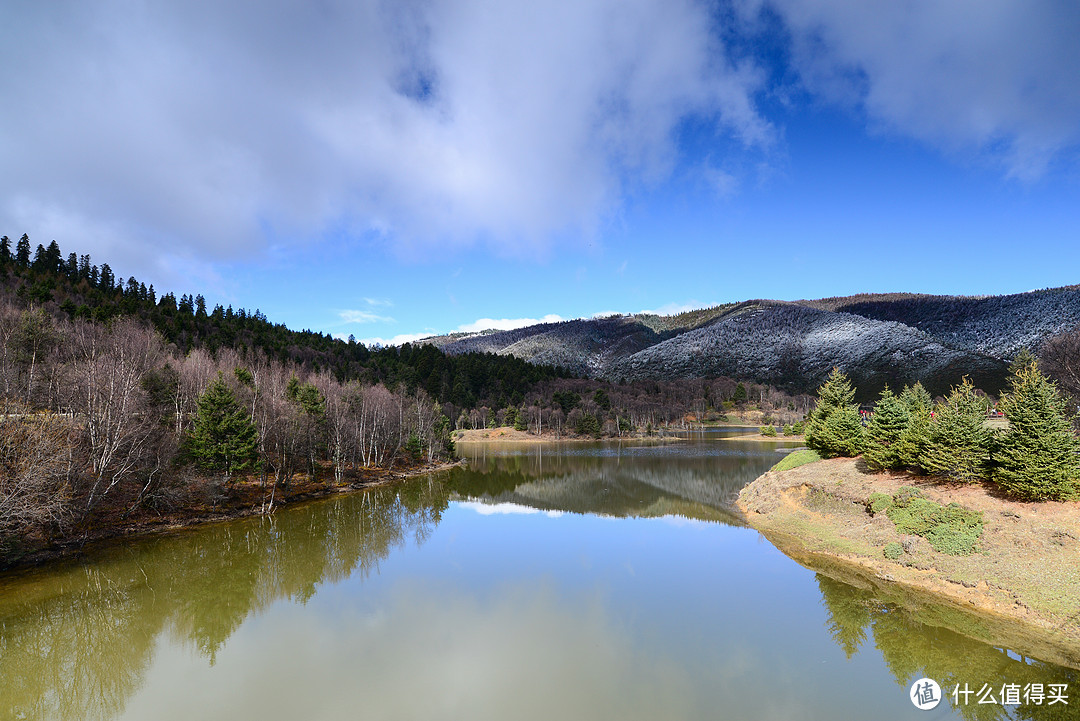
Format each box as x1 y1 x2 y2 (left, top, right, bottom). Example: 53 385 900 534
1 430 1076 720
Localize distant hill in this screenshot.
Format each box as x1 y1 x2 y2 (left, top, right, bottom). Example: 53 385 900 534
0 233 572 410
428 287 1080 398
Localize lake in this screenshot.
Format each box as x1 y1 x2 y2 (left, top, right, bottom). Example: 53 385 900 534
1 429 1076 720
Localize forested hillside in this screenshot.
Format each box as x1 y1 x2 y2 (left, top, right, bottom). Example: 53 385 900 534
802 286 1080 358
0 233 572 557
432 288 1080 399
0 234 570 410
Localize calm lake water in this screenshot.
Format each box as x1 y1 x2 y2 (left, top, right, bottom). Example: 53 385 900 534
1 430 1076 720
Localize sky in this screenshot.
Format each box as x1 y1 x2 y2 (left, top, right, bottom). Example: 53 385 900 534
2 0 1079 346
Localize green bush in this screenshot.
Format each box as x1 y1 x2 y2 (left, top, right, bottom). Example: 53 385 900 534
893 485 922 507
867 492 894 514
868 488 983 556
883 542 905 560
760 425 777 437
783 424 794 436
404 432 422 461
575 413 602 437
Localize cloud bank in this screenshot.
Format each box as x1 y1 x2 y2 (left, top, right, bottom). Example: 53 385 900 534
0 0 769 273
755 0 1080 178
3 0 1076 283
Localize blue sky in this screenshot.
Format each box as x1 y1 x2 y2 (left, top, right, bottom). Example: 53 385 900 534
3 1 1079 345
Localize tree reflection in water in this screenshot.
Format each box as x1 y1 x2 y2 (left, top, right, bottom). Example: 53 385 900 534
816 574 1078 721
0 474 450 721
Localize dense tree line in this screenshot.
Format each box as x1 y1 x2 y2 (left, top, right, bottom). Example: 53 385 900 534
0 234 571 409
454 376 813 438
805 364 1080 501
0 297 459 539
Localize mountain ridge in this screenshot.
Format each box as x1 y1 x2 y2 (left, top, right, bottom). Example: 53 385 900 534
424 286 1080 398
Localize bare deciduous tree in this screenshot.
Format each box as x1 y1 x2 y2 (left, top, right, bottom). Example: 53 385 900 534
69 319 164 510
0 402 76 533
1040 327 1080 402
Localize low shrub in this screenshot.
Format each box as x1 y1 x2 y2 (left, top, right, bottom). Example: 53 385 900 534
883 542 905 560
868 492 894 514
760 425 777 437
867 487 983 556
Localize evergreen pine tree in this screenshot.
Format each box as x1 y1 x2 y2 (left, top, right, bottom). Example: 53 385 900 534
45 240 62 272
994 362 1080 501
921 378 991 483
99 263 115 290
864 386 910 470
733 382 748 405
32 243 47 271
805 368 865 458
188 374 258 479
16 234 31 267
1008 348 1037 378
0 236 10 264
896 382 933 471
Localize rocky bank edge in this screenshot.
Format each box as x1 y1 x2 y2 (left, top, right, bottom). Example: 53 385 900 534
0 458 464 573
737 457 1080 669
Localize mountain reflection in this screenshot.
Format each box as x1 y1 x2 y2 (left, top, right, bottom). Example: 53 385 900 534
453 438 780 522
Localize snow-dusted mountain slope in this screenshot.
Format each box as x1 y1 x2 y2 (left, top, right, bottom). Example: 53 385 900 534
430 286 1080 395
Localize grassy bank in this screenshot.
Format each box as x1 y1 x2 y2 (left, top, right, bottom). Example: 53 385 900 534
737 456 1080 668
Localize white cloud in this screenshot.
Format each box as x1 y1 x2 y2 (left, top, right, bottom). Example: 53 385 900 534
358 332 438 348
0 0 771 274
340 309 395 324
459 501 563 518
362 297 393 307
759 0 1080 179
457 315 564 333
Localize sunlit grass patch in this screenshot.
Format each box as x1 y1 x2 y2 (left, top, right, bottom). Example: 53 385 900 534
771 448 821 472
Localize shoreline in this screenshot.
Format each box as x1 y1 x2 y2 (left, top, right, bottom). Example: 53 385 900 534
718 433 805 443
0 458 464 574
453 426 687 444
737 457 1080 669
